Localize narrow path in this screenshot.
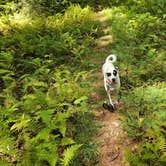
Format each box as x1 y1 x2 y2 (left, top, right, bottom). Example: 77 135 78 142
90 71 131 166
95 112 130 166
90 13 132 166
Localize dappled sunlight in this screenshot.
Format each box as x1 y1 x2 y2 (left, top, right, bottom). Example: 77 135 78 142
101 7 127 20
0 13 31 35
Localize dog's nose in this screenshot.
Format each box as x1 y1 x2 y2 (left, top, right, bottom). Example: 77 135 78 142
112 78 116 82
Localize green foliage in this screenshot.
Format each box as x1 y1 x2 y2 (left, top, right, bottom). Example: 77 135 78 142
124 0 166 16
1 0 165 16
121 83 166 165
0 1 165 166
0 64 96 165
102 3 165 166
102 6 165 87
0 5 98 70
0 4 100 165
27 0 70 15
61 144 82 166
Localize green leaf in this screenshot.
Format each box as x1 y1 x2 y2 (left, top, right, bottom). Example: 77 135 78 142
142 152 156 160
60 138 75 146
159 152 166 162
35 140 58 166
74 96 88 105
59 121 67 137
38 109 55 127
61 144 82 166
0 69 13 75
10 119 30 131
27 80 48 88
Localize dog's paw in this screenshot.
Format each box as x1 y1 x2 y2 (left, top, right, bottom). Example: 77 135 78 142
103 103 115 112
103 103 110 110
108 104 116 111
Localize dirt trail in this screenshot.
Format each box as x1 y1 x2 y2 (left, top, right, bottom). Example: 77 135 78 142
91 71 131 166
91 13 132 166
95 112 130 166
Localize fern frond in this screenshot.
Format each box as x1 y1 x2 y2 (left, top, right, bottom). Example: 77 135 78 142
10 119 30 131
61 144 82 166
74 96 88 105
0 69 14 75
27 80 48 88
38 109 55 127
60 138 75 146
74 71 88 82
159 152 166 162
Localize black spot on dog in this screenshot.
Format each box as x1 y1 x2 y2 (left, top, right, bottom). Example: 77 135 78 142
113 70 117 76
106 73 111 77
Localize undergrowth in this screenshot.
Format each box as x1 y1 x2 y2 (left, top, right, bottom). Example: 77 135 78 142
101 3 166 166
121 83 166 166
0 1 166 166
0 4 100 166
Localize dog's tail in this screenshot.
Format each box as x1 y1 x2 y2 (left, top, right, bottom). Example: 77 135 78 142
105 54 117 63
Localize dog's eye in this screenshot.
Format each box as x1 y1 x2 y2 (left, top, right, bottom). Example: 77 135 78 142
106 73 111 77
113 70 117 76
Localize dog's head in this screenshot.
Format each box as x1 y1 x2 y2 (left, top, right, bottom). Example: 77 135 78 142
105 66 119 84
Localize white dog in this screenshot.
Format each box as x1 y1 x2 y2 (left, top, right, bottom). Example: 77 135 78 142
102 54 120 110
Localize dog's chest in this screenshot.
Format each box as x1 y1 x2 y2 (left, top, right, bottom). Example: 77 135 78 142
105 77 120 91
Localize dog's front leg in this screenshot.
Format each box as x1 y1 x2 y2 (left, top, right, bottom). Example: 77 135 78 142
107 91 115 110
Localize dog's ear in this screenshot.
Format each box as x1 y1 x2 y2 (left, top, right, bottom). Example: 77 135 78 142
115 66 119 71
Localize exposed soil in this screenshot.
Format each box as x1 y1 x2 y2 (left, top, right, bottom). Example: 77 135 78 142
91 13 132 166
90 71 131 166
94 108 131 166
96 35 113 48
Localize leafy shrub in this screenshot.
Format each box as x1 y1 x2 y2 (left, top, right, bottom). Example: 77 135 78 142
0 4 99 165
120 83 166 165
27 0 70 15
102 5 166 166
102 7 165 87
0 5 98 73
0 64 96 165
0 0 128 16
124 0 166 16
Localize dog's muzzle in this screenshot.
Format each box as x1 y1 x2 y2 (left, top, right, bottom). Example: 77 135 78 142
112 78 116 82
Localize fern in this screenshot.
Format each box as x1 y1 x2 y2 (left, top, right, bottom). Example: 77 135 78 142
60 138 75 146
53 112 70 137
159 152 166 163
32 139 58 166
10 114 30 131
122 83 166 165
0 69 14 75
38 109 55 127
61 144 82 166
0 3 101 166
10 119 30 131
74 96 88 105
